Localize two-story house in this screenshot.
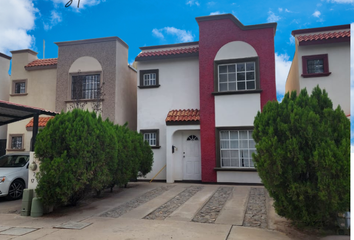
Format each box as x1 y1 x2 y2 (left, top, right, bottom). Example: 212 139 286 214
285 24 350 116
7 37 137 153
136 14 277 184
0 52 11 156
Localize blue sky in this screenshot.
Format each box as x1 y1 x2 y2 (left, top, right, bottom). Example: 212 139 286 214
1 0 353 101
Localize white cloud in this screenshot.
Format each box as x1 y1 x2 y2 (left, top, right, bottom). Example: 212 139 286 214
267 11 281 22
288 35 295 45
210 11 225 15
313 10 321 17
51 0 106 8
328 0 354 3
207 2 216 6
43 10 62 31
152 29 164 39
164 27 194 42
285 8 292 12
275 53 292 96
152 27 194 43
186 0 200 6
278 8 283 12
0 0 37 54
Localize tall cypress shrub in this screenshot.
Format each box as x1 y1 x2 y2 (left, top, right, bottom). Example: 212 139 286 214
35 109 115 206
253 86 350 226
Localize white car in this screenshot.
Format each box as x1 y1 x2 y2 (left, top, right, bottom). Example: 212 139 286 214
0 153 29 200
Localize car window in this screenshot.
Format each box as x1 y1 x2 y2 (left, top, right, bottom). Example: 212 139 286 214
0 155 29 167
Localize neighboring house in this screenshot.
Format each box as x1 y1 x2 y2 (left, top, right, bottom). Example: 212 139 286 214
135 14 277 184
285 24 350 116
0 53 11 156
55 37 137 129
6 36 137 153
7 49 57 153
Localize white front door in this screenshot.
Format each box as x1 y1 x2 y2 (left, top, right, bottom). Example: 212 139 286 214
182 131 201 180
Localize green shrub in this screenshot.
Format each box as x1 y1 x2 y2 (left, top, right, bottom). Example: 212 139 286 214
35 110 115 206
253 86 350 227
35 109 154 206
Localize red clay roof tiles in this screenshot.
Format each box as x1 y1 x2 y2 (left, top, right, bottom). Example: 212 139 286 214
166 109 200 122
297 31 350 42
136 47 199 59
25 58 58 68
26 117 55 128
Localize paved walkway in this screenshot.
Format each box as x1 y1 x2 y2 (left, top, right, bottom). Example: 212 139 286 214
0 182 349 240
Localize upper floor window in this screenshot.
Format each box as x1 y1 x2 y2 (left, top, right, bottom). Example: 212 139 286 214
72 74 100 100
218 62 256 91
144 73 156 86
139 69 160 88
15 82 26 94
11 80 27 96
213 57 260 95
302 54 331 78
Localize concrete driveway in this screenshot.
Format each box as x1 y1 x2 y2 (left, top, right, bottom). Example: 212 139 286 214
0 182 349 240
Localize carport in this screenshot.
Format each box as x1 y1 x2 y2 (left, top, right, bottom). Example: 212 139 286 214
0 100 58 151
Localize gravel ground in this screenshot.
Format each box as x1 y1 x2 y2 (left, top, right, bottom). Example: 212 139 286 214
144 186 204 220
192 187 232 224
100 185 175 218
243 187 267 228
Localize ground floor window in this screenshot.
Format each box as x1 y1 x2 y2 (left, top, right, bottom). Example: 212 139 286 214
9 135 24 150
140 129 160 149
219 129 256 168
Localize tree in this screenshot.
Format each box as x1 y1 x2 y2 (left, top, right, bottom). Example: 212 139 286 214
252 86 350 227
35 109 116 206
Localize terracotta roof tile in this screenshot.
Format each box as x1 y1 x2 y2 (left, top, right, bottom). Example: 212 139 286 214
166 109 200 122
25 58 58 68
136 47 199 59
297 30 350 42
26 117 55 128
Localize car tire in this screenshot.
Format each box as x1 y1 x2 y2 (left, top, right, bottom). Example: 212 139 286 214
6 179 25 200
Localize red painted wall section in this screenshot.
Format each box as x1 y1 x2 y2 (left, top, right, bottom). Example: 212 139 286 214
198 18 276 182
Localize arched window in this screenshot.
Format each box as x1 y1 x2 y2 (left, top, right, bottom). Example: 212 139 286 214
187 135 199 141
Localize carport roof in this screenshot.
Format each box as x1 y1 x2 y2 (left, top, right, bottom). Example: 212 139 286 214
0 100 58 126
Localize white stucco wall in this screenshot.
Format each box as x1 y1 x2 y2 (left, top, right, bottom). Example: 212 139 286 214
214 94 261 127
215 41 258 61
137 57 200 180
217 171 261 183
0 55 11 140
297 42 350 115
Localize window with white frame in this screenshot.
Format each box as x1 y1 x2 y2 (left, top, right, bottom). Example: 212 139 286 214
218 62 256 91
72 74 100 100
143 73 156 86
140 129 160 148
144 132 156 146
139 69 159 88
219 130 256 168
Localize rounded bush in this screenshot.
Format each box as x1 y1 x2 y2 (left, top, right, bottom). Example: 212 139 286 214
35 109 153 207
253 86 350 226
